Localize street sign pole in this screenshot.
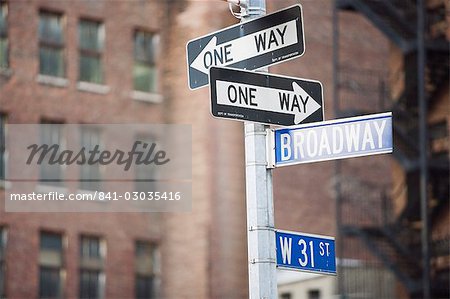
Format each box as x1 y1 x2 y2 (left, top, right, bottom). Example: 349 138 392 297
241 1 277 298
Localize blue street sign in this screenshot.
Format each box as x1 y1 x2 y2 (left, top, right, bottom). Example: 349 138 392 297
269 112 393 167
276 230 336 275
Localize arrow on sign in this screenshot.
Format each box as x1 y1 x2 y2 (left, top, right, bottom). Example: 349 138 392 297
216 80 321 125
190 20 298 75
186 5 304 89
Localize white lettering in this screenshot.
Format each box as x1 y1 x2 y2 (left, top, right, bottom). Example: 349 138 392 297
361 123 375 150
293 131 305 159
373 119 387 148
319 128 331 156
280 133 291 161
345 124 360 152
332 126 344 154
280 237 292 264
306 130 318 157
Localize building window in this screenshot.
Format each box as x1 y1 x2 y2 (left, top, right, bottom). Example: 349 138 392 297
308 289 321 299
79 19 104 84
280 293 292 299
39 232 64 299
79 127 101 191
133 30 158 93
0 114 6 181
135 241 159 299
39 122 63 186
0 227 7 299
0 1 8 69
39 11 65 77
79 235 105 299
134 136 156 193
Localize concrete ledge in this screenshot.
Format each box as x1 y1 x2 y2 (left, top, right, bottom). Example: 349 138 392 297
0 67 13 78
37 74 69 88
0 180 11 190
131 90 163 104
77 81 110 94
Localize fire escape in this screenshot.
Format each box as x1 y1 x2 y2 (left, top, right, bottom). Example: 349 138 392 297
333 0 449 298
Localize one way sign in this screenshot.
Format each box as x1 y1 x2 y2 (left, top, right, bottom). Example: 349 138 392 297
186 5 304 89
209 67 323 126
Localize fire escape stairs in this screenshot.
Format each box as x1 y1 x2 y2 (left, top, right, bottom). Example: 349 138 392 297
336 0 449 297
336 0 417 52
341 224 422 294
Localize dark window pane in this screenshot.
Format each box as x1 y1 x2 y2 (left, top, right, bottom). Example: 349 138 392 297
80 236 101 259
0 37 7 68
308 289 321 299
281 293 291 299
40 232 62 251
38 12 64 77
39 124 63 186
39 12 63 44
39 267 61 299
0 2 7 36
133 30 158 93
0 2 8 68
134 137 157 192
39 46 64 77
0 227 5 299
79 55 102 84
0 261 4 298
133 63 156 93
135 241 153 258
135 275 154 299
80 270 100 299
79 129 101 191
134 31 156 64
79 20 103 51
0 115 5 180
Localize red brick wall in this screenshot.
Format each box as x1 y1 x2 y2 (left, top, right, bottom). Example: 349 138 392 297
0 1 165 298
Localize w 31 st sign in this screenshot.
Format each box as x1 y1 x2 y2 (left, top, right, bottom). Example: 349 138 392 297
186 5 304 89
276 230 336 275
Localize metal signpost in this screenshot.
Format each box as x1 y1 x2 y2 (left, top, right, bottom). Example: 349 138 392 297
209 67 324 126
186 4 304 89
187 1 394 298
239 1 277 298
269 112 393 168
276 230 336 275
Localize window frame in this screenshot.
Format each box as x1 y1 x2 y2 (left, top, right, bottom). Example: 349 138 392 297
79 127 102 191
0 0 9 69
79 234 105 299
134 240 159 299
39 231 65 299
0 227 7 299
78 18 105 84
134 134 157 193
0 113 6 182
133 29 159 93
38 10 66 78
39 121 64 187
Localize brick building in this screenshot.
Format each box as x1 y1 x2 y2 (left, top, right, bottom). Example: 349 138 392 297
0 0 166 298
0 0 448 299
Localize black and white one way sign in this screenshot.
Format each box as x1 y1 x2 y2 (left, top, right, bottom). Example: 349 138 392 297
186 5 304 89
209 67 323 126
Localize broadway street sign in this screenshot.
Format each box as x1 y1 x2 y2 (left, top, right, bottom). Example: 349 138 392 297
276 230 336 275
186 5 304 89
209 67 323 126
269 112 393 167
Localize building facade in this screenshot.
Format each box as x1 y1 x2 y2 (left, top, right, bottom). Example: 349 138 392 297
0 0 448 299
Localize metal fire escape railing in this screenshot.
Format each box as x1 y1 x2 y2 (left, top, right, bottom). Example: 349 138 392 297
333 0 449 298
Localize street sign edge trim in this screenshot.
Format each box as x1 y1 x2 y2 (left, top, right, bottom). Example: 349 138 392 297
275 229 335 241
